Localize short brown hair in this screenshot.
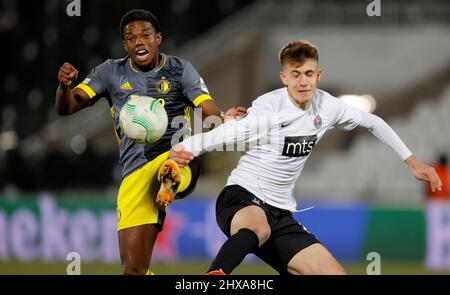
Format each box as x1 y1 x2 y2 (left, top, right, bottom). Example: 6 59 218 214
279 39 319 67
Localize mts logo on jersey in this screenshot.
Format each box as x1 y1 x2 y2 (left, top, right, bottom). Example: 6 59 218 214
282 135 317 157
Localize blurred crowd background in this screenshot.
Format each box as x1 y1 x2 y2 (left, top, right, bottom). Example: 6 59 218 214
0 0 449 274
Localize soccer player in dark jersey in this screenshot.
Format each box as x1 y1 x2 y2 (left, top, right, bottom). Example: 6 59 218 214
55 9 246 275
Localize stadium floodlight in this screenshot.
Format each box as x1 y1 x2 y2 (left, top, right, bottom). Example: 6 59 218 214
339 94 376 113
0 131 18 151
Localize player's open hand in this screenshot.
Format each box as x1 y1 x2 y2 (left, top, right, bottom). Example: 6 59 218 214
58 62 79 86
224 106 247 123
406 155 443 192
169 144 194 167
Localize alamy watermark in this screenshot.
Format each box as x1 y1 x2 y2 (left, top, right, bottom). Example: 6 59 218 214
66 251 81 275
366 0 381 17
66 0 81 17
169 109 280 155
366 252 381 275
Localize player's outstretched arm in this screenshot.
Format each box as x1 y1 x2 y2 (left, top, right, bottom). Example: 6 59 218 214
170 109 271 168
356 111 442 192
405 155 443 192
198 100 247 125
55 62 90 115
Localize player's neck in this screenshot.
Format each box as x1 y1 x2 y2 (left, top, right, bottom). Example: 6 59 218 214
287 91 312 111
133 53 162 72
299 101 311 111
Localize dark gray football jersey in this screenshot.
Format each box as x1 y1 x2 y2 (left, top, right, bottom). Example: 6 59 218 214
74 54 213 178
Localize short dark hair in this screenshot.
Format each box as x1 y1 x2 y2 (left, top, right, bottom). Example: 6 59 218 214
120 9 161 39
279 39 319 67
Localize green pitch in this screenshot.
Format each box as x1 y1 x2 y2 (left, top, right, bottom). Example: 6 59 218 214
1 260 450 275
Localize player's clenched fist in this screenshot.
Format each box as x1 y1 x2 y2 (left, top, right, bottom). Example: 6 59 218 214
58 62 79 86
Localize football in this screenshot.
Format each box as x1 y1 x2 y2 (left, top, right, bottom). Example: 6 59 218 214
119 95 168 144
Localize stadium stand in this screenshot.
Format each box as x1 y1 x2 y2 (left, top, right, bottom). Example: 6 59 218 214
1 0 449 204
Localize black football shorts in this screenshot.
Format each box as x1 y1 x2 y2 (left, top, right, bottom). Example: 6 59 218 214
215 184 321 274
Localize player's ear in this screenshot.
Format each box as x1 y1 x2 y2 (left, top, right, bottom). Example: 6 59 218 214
156 32 162 46
317 68 323 82
279 71 288 86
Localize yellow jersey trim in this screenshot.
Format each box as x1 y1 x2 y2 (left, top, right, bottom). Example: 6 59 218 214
75 83 96 99
128 54 166 73
110 106 121 144
154 54 167 72
192 94 213 107
129 58 139 73
184 106 193 138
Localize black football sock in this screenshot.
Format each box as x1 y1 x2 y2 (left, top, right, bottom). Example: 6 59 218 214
208 228 259 274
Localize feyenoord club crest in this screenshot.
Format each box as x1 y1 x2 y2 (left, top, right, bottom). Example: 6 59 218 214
314 115 322 129
156 77 171 94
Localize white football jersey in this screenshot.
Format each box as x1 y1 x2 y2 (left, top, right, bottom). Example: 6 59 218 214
181 87 412 211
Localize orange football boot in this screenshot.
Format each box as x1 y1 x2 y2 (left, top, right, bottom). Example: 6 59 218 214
156 159 181 209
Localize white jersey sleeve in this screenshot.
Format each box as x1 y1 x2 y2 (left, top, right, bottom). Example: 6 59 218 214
329 96 412 161
180 96 277 156
358 112 412 160
331 97 363 130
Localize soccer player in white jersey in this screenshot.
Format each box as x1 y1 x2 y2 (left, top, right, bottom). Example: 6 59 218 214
169 40 442 275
